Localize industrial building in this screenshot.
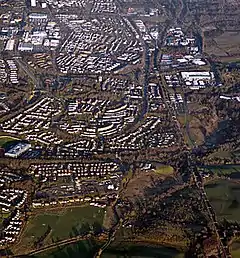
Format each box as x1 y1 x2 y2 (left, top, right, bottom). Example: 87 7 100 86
18 42 33 51
31 0 37 7
29 13 48 19
5 142 31 158
5 39 15 51
181 71 215 89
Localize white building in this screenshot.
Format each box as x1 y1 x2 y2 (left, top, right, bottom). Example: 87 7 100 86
18 42 33 51
181 71 214 81
29 13 48 19
5 39 15 51
31 0 37 7
5 143 31 158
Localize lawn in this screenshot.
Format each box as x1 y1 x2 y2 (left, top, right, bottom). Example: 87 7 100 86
154 165 174 175
14 206 105 254
0 211 11 224
205 180 240 222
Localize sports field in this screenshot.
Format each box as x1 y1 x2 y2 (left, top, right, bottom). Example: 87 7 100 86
14 206 105 254
154 165 174 175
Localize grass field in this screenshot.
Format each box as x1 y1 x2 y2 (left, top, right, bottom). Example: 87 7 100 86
154 165 174 175
205 180 240 221
203 165 240 178
15 206 104 254
233 150 240 159
32 241 184 258
231 240 240 258
232 249 240 258
205 31 240 58
177 114 196 147
32 239 99 258
102 245 184 258
0 212 11 224
208 150 233 159
0 135 20 148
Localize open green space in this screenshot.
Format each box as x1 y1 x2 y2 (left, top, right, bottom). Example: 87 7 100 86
203 165 240 178
31 239 99 258
233 150 240 159
31 241 184 258
205 180 240 221
0 212 11 224
208 150 233 159
102 245 184 258
231 240 240 258
154 165 174 175
0 135 20 148
177 114 195 147
15 206 104 254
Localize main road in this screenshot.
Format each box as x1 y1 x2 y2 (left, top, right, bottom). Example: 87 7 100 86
140 43 150 119
189 155 231 258
14 57 42 90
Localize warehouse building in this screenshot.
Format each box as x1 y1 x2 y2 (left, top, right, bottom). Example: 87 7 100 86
5 142 31 158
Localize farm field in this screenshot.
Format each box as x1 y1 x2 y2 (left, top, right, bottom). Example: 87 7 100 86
205 180 240 222
14 206 105 255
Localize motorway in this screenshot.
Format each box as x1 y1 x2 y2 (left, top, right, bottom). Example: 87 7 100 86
189 155 232 258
